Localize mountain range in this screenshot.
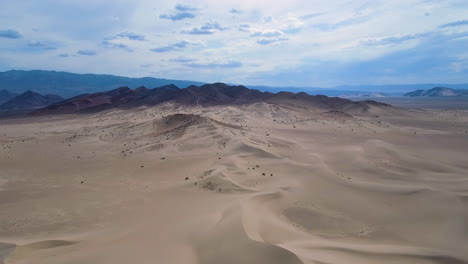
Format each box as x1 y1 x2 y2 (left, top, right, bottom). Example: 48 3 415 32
404 87 468 97
1 70 468 98
33 83 390 116
0 70 204 98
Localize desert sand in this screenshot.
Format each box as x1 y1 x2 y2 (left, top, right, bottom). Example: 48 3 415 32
1 102 468 264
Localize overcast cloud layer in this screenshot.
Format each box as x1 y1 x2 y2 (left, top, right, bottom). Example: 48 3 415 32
1 0 468 87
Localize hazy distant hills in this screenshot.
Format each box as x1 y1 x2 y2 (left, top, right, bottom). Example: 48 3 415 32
2 70 468 98
0 70 205 98
249 84 468 96
335 92 388 98
404 87 468 97
0 89 17 104
0 90 63 111
248 86 395 97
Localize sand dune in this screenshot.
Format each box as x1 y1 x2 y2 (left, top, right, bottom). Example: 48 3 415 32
193 206 303 264
0 102 467 264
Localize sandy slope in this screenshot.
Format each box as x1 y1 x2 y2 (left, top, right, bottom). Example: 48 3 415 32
0 103 467 264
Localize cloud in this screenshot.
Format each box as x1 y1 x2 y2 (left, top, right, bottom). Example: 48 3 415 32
185 60 242 69
238 24 250 32
264 16 273 23
102 40 132 51
168 57 197 63
181 28 213 35
115 32 145 41
0 29 22 39
100 32 143 51
250 30 284 37
181 22 229 35
359 33 431 46
300 13 322 20
140 63 153 68
238 24 252 33
77 49 97 56
229 9 242 14
160 4 198 21
246 29 468 87
2 0 468 86
256 38 288 45
58 53 69 58
175 4 197 11
439 20 468 28
313 15 371 32
160 12 195 21
150 40 199 52
27 41 57 50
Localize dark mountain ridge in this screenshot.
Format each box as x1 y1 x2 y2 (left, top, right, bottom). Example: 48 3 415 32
33 83 391 116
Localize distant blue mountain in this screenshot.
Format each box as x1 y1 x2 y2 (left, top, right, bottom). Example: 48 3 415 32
1 70 467 98
0 70 205 97
246 86 398 97
0 90 63 111
0 89 17 104
404 87 468 97
248 84 468 96
333 84 468 93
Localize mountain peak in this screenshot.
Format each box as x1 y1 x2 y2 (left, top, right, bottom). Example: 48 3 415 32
404 87 468 97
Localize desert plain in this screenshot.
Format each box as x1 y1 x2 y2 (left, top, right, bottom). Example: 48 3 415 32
1 100 468 264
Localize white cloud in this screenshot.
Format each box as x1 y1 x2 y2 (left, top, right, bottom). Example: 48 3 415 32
1 0 467 86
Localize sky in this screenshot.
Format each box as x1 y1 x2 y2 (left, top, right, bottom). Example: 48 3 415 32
0 0 468 87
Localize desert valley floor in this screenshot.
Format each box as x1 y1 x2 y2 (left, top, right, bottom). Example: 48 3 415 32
1 102 468 264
